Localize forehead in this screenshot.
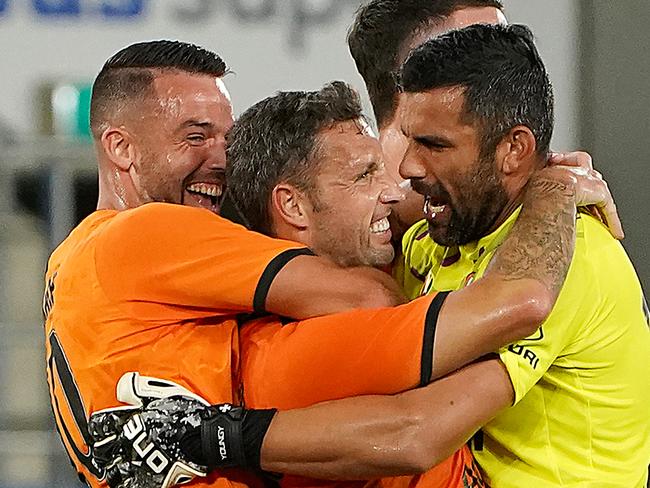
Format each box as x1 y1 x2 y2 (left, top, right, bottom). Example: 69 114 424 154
317 119 382 173
149 71 233 122
401 86 473 134
399 6 506 64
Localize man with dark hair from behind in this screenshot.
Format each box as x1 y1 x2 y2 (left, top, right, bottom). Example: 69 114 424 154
398 24 650 487
347 0 506 245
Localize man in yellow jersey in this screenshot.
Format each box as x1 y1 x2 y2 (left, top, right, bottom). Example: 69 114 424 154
398 24 650 486
348 0 622 299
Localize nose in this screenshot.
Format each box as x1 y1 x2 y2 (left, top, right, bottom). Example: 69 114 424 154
379 172 406 204
399 142 426 181
205 133 227 171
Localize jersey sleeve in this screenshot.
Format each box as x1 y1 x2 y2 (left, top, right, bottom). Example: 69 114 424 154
240 294 447 409
396 220 435 299
498 243 600 405
94 203 310 320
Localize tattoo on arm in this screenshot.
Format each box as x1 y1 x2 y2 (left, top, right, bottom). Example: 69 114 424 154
490 176 577 298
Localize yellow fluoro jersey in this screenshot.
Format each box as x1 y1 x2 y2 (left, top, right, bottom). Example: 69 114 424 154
393 219 435 298
400 210 650 487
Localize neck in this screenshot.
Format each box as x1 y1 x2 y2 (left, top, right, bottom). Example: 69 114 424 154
486 193 524 235
272 222 347 266
96 159 145 211
483 160 542 236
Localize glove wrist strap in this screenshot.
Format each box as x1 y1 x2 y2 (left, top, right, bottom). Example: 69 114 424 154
242 408 277 469
201 405 277 470
202 406 247 469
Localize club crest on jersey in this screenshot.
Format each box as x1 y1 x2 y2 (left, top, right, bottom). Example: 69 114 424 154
420 272 435 296
464 272 476 287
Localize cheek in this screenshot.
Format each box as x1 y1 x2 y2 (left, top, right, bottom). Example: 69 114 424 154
382 136 409 180
434 151 469 183
328 196 365 233
355 192 379 226
170 147 202 171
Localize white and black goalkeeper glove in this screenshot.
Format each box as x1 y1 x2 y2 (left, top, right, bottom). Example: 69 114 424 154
88 372 276 488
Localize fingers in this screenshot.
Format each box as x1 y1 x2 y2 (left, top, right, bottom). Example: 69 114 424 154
548 151 594 170
597 197 624 240
552 165 624 240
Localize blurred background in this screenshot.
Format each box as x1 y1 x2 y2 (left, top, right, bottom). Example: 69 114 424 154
0 0 647 486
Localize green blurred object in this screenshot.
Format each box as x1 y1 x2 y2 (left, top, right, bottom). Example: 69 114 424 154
38 81 93 142
75 84 92 140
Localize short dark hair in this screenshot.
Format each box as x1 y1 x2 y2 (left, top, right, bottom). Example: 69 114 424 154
90 40 228 138
348 0 503 127
226 81 364 235
400 23 554 157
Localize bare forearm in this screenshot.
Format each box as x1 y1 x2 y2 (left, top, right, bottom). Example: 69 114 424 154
260 359 513 479
430 276 549 378
267 256 406 319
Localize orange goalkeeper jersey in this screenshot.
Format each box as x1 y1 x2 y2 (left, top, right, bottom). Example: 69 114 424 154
43 203 310 488
241 295 486 488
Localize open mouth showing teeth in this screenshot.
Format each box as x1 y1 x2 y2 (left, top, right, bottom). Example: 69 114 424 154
186 183 223 206
424 196 446 215
370 217 390 233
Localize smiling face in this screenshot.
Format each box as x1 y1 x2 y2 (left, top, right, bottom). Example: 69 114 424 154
399 86 508 246
303 119 403 267
131 71 234 213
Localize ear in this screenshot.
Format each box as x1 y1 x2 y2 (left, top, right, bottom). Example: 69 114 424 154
270 183 310 230
495 125 537 175
99 126 139 172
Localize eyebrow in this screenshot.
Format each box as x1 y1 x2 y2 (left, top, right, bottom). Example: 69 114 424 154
178 120 215 131
351 160 379 180
414 134 453 147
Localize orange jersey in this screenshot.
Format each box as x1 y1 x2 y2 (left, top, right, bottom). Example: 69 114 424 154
240 293 485 488
43 203 309 488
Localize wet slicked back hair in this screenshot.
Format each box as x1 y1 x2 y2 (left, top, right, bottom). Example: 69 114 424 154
90 40 227 138
401 24 554 158
226 81 364 235
348 0 503 127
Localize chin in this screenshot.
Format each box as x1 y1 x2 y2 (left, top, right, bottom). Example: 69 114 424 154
365 248 395 268
427 226 459 247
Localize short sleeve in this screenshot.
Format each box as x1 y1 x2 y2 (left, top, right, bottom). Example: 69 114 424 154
94 203 310 321
499 250 600 404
